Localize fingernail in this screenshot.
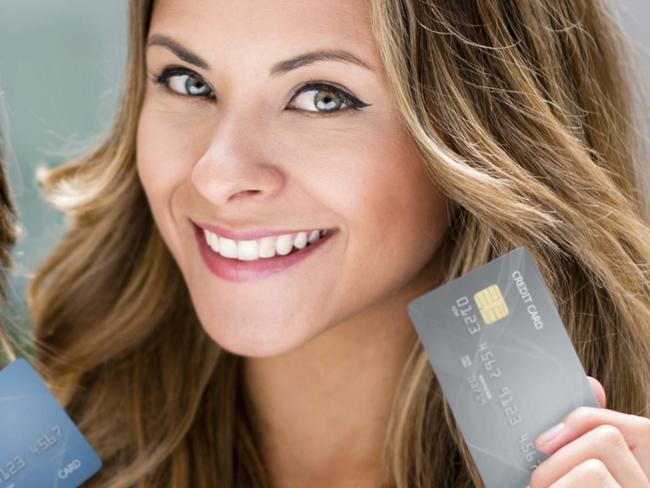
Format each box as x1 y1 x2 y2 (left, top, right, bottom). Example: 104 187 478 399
537 422 564 445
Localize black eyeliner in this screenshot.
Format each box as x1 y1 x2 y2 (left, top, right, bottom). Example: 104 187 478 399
148 65 372 113
152 65 194 84
292 82 371 110
148 65 216 102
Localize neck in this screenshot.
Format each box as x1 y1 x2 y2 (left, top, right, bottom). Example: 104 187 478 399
243 287 426 488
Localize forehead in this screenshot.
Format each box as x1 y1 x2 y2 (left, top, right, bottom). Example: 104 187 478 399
149 0 379 68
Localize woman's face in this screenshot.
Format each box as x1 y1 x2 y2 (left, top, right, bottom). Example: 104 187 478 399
137 0 450 357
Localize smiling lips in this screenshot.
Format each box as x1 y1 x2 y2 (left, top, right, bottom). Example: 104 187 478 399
193 223 336 282
202 227 331 261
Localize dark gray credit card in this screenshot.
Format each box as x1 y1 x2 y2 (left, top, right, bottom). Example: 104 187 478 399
407 247 599 488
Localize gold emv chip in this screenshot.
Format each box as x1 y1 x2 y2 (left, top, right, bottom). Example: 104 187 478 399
473 284 509 324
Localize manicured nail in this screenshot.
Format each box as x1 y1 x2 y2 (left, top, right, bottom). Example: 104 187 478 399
537 422 564 445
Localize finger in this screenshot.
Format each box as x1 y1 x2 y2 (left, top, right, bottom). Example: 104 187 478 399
547 459 621 488
534 406 650 480
587 376 607 408
530 424 649 488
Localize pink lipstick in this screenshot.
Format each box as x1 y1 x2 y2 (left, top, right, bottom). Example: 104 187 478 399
193 224 336 282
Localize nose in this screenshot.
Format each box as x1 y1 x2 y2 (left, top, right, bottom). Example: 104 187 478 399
191 111 285 206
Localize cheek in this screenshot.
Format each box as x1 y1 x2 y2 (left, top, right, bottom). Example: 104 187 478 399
137 115 168 220
137 110 189 197
350 161 440 271
327 127 444 252
309 128 448 316
135 110 195 260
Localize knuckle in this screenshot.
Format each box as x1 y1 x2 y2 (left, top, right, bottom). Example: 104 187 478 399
566 406 592 425
577 458 610 482
593 424 626 449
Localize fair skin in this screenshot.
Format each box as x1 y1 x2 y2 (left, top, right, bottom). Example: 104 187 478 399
138 0 449 485
135 0 650 486
531 378 650 488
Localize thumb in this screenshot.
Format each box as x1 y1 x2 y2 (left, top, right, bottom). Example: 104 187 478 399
587 375 607 408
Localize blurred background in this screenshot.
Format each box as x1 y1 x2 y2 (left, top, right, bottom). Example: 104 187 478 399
0 0 128 344
0 0 649 341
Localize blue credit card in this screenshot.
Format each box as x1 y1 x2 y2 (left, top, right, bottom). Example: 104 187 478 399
408 247 599 488
0 358 102 487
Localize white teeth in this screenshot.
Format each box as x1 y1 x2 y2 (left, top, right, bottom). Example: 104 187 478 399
204 229 221 251
219 236 238 258
258 236 276 258
293 231 308 249
203 228 331 261
211 233 220 250
275 234 294 255
238 239 259 261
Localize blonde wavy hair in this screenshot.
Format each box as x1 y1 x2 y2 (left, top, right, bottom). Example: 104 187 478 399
24 0 650 486
0 112 20 363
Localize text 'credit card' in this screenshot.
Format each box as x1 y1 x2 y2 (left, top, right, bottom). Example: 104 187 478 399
408 247 599 488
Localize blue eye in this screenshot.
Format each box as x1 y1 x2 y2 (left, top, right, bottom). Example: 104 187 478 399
167 73 211 96
287 82 370 114
149 66 371 115
151 66 214 98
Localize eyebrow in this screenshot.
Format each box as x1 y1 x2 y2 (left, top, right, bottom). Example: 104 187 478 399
145 34 375 76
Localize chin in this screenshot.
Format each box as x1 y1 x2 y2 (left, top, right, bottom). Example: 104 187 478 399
196 313 319 358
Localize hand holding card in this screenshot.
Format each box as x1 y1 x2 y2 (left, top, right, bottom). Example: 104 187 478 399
408 247 601 488
528 375 650 487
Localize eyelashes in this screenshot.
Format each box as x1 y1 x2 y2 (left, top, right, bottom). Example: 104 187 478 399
151 66 213 98
148 65 371 115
